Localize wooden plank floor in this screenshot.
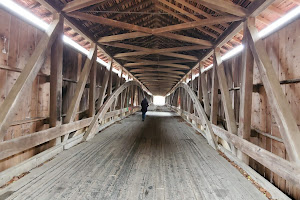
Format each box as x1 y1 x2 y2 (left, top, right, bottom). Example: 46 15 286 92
0 106 267 200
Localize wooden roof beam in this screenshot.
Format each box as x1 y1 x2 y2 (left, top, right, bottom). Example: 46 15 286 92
152 16 242 34
190 0 248 17
117 51 197 61
121 58 195 64
141 79 178 82
98 32 151 43
156 0 223 38
139 77 179 81
125 63 190 70
113 45 209 57
156 32 212 46
130 68 185 75
63 0 109 13
136 73 181 79
155 3 217 39
67 12 153 33
160 52 198 61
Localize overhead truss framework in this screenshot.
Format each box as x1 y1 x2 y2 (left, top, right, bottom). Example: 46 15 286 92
10 0 296 95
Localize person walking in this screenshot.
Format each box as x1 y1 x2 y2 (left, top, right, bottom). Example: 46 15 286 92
141 98 149 121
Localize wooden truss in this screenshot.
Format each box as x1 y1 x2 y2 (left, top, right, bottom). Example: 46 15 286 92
58 0 255 94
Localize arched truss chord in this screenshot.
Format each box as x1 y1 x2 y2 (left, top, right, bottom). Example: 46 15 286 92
169 83 217 149
83 81 144 141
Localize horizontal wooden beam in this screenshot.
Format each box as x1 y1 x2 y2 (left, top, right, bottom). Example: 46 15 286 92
98 32 151 43
102 42 147 51
135 73 181 79
130 68 185 74
144 82 177 85
152 16 242 34
110 44 209 54
190 0 247 17
144 83 176 85
0 118 92 160
122 58 195 64
100 32 212 46
139 75 179 79
156 32 213 46
67 12 153 33
113 45 209 58
139 78 179 82
211 125 300 186
63 0 108 13
143 79 177 82
124 63 191 70
160 52 198 61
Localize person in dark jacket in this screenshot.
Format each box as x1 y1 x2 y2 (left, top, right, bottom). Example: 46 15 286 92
141 98 149 121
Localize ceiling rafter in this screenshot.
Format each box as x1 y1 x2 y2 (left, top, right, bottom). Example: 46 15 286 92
155 3 218 39
189 0 248 17
63 0 109 13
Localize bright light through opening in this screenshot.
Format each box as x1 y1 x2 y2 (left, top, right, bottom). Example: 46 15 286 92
0 0 48 30
153 96 165 106
201 5 300 73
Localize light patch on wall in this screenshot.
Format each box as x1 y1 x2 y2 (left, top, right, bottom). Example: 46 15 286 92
259 6 300 38
153 96 165 106
0 0 48 30
201 5 300 73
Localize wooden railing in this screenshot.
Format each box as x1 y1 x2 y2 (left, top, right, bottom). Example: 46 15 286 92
166 83 300 194
0 80 145 186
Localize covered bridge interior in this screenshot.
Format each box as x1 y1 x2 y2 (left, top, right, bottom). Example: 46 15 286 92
0 0 300 199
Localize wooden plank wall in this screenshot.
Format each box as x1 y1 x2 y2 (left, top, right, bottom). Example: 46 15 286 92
0 9 123 173
190 19 300 199
0 9 53 172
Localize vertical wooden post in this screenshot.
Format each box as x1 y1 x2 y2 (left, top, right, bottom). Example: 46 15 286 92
190 71 193 91
210 55 218 124
88 53 97 117
50 14 64 145
96 58 112 110
121 88 127 109
113 67 123 111
198 63 203 103
200 65 210 117
107 62 113 97
180 87 184 111
215 47 238 155
131 85 136 110
50 14 63 128
64 43 97 124
238 20 254 164
184 90 188 112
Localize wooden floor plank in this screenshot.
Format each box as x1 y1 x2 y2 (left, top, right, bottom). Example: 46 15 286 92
0 106 268 200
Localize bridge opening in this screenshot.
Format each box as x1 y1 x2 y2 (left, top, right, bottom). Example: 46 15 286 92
153 96 166 106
